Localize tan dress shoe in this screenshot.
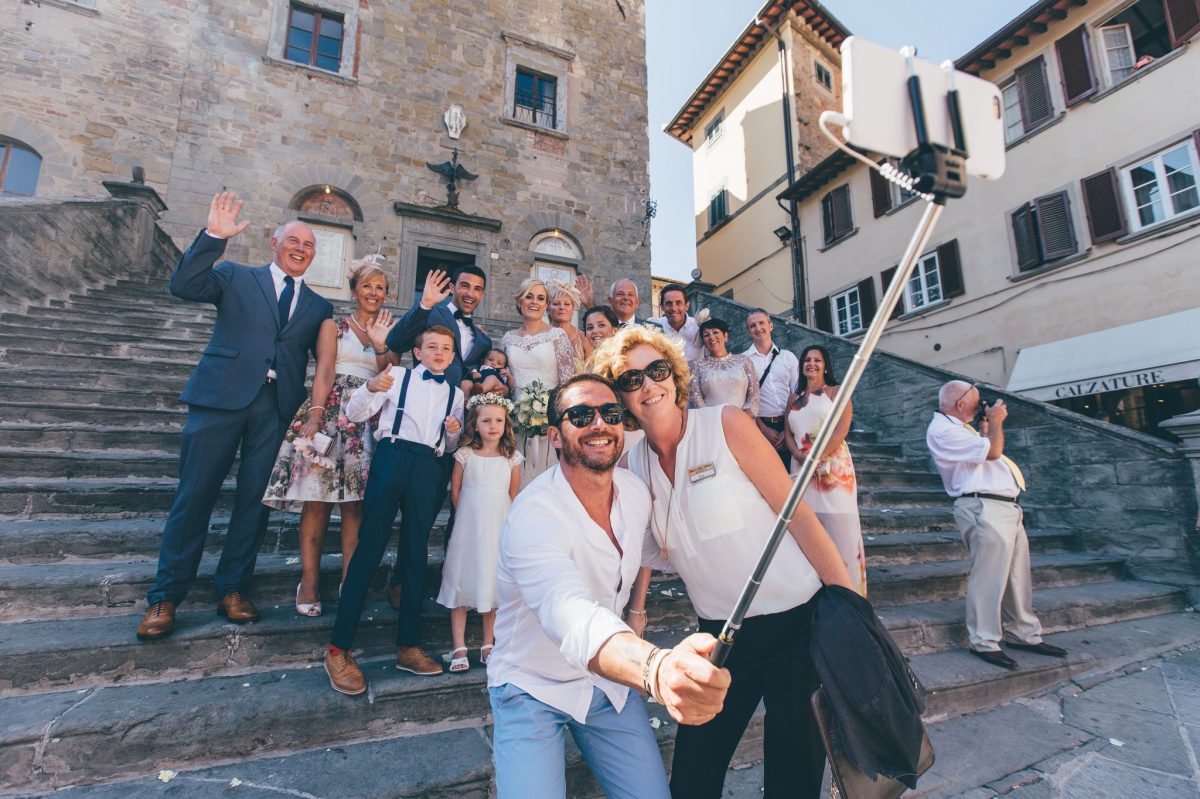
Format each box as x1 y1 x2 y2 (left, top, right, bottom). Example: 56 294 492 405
216 592 260 623
136 601 176 640
386 583 402 610
325 648 366 695
396 646 443 676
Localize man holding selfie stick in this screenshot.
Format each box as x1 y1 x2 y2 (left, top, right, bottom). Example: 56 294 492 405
927 380 1067 669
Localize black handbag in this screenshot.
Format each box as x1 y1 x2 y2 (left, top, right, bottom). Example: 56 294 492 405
811 686 935 799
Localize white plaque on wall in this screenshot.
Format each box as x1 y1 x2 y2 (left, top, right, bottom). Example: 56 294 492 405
306 225 349 289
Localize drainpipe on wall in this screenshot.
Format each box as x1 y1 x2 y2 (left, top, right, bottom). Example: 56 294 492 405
758 15 806 323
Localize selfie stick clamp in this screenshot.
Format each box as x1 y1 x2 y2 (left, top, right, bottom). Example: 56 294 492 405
709 51 969 667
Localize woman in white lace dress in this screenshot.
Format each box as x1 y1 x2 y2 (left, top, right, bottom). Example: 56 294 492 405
689 317 759 417
501 277 575 488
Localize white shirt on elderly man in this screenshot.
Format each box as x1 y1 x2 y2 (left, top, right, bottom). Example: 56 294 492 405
926 412 1021 498
344 364 464 456
487 465 650 723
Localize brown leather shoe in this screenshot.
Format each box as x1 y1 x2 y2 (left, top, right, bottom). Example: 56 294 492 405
325 648 366 695
396 646 443 676
136 601 176 640
216 592 260 623
386 583 402 610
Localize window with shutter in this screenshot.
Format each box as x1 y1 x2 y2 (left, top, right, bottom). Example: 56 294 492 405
1056 26 1097 105
813 297 833 333
1097 0 1188 86
880 265 903 319
1120 139 1200 230
1015 57 1053 132
821 184 854 245
1011 192 1078 271
708 188 728 230
1011 204 1041 270
1165 0 1200 47
831 286 862 335
937 240 965 298
870 165 891 218
1081 168 1128 243
857 277 877 327
1098 24 1135 86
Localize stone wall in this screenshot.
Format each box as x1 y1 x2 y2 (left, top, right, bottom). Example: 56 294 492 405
0 0 653 321
695 293 1199 578
0 198 176 314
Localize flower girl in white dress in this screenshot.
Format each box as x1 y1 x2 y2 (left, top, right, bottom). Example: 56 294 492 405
436 393 523 672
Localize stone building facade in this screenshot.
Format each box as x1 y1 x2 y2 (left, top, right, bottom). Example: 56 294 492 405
0 0 653 324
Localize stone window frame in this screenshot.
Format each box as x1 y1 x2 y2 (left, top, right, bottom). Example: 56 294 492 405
265 0 360 83
501 31 574 138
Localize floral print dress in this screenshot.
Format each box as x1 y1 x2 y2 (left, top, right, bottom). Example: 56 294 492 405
263 318 381 512
787 389 868 596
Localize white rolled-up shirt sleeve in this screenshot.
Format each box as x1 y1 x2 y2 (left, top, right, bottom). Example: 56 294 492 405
344 367 398 423
499 505 631 673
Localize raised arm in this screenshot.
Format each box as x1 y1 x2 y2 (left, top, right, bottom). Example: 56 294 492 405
170 192 251 303
386 269 451 353
721 405 853 589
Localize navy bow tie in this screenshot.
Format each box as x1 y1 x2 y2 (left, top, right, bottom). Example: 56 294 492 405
422 371 447 384
453 309 474 328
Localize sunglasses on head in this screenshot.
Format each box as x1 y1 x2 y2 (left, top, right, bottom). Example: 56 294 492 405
615 359 673 392
554 403 627 429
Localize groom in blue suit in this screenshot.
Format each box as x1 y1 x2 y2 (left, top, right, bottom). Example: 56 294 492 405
138 192 333 640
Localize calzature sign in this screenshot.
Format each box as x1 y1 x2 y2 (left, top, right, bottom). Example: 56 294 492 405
1053 369 1164 399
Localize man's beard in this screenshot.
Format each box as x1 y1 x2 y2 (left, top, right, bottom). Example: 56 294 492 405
558 432 621 473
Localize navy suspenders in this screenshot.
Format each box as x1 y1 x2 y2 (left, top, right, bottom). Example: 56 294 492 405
389 368 456 450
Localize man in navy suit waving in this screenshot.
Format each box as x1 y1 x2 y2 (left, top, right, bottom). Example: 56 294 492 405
137 192 333 640
388 265 492 386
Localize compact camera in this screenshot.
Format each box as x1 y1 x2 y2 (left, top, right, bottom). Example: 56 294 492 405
972 398 994 428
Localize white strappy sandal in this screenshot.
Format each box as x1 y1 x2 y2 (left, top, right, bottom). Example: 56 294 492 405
448 647 470 673
480 644 494 665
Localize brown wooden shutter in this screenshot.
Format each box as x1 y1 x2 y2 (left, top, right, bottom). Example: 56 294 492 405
857 277 877 327
936 240 965 298
1015 56 1053 130
813 296 833 332
1081 168 1128 243
832 185 854 239
821 193 835 244
880 265 904 319
1165 0 1200 47
1055 25 1097 106
870 164 891 218
1034 191 1078 260
1011 203 1041 271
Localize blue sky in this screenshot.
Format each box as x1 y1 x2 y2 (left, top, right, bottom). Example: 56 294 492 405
646 0 1034 280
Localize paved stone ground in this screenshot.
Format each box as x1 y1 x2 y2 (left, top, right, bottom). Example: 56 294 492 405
725 644 1200 798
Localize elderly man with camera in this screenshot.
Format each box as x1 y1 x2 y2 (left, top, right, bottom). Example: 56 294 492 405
926 380 1067 670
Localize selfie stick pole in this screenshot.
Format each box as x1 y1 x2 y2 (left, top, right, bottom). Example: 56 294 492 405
709 52 964 667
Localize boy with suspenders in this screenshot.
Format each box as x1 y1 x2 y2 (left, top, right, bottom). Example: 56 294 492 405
325 324 465 694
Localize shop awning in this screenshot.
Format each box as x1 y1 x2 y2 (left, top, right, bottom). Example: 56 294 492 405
1007 307 1200 401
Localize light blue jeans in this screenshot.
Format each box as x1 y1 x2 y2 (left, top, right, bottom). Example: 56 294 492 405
488 683 671 799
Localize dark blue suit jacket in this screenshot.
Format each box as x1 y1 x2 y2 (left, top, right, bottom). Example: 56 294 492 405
170 231 333 418
387 301 492 387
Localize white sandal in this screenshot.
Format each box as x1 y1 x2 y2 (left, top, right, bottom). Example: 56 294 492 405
480 644 494 665
448 647 470 673
295 583 322 617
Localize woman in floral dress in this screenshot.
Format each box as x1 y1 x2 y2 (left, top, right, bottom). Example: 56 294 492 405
501 277 575 488
784 344 868 596
263 255 398 616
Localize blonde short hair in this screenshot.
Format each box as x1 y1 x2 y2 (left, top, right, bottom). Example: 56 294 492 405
348 253 389 292
589 325 690 430
549 280 582 309
513 277 549 314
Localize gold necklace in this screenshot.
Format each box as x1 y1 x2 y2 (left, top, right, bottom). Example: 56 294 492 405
644 411 687 561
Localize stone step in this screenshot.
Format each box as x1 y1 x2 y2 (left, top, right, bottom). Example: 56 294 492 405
0 477 225 518
0 401 185 428
3 611 1196 795
0 332 204 360
49 295 216 318
859 486 952 508
0 348 198 376
0 422 185 452
19 305 216 332
867 553 1126 607
0 384 184 412
0 313 212 340
859 506 957 533
0 366 188 393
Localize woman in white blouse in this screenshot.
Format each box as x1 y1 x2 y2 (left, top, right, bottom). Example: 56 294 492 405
591 325 853 799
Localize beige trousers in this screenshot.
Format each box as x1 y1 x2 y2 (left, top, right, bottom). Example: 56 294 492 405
953 497 1043 652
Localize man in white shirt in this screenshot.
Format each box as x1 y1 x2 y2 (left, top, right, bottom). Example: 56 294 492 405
487 373 730 797
742 309 800 468
648 283 703 363
926 380 1067 670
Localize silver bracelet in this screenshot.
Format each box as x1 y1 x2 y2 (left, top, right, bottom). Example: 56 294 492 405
627 609 646 616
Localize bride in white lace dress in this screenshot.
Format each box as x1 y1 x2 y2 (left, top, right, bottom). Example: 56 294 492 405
501 277 575 488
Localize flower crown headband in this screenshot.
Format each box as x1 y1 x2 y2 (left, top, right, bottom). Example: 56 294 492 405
467 392 515 414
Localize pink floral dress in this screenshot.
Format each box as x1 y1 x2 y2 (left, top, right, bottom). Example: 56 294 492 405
787 389 868 595
263 317 381 511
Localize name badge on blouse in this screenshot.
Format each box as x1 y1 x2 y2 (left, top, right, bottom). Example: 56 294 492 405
688 462 717 483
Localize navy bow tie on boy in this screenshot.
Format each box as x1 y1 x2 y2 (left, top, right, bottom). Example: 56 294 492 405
422 372 447 384
278 275 295 327
453 309 474 328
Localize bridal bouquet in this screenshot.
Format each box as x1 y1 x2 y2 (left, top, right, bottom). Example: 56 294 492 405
514 380 551 437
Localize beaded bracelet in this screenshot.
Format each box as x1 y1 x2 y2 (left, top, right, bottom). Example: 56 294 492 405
641 646 660 696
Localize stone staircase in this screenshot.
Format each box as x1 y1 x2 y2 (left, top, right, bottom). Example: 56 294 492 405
0 277 1197 797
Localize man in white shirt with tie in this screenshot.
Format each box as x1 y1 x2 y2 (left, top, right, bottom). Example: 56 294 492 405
926 380 1067 670
487 373 730 797
743 309 799 468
